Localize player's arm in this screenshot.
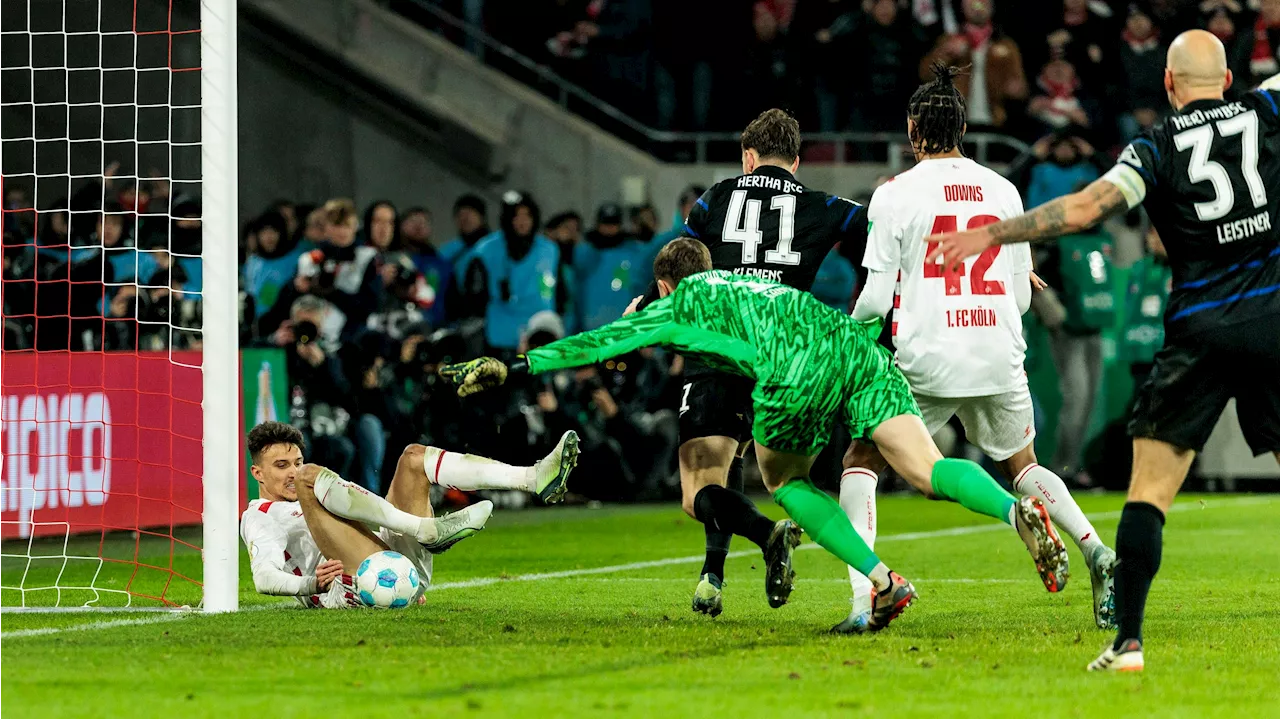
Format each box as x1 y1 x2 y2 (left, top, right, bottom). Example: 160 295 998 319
241 514 318 598
850 190 896 328
440 299 688 395
928 177 1130 270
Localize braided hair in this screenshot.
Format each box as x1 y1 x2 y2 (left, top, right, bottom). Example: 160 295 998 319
908 62 968 156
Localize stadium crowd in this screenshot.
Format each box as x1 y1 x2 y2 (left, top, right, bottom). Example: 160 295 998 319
13 0 1266 499
419 0 1280 145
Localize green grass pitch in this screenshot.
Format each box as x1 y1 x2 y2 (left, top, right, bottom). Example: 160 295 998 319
3 493 1277 718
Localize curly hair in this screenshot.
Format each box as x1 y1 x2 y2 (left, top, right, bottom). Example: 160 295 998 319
909 62 968 156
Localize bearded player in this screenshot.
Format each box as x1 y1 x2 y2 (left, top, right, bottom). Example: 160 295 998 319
833 64 1117 635
441 239 1070 631
240 421 578 608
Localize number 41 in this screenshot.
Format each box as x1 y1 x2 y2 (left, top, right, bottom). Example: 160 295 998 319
923 215 1005 295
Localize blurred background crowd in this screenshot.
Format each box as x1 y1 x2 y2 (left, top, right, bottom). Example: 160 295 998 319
6 0 1274 501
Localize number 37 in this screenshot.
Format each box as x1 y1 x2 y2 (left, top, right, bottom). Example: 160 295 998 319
923 215 1005 295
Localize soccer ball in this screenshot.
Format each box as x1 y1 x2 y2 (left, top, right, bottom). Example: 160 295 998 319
354 551 421 609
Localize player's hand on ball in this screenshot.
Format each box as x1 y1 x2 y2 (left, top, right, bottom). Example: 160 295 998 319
315 559 343 591
438 357 509 397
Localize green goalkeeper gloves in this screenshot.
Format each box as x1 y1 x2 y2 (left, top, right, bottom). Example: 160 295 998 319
438 357 510 397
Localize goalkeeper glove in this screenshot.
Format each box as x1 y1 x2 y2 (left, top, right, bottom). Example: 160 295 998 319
438 357 510 397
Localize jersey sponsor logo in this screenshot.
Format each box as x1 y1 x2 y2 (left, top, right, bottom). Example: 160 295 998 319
1215 209 1273 244
1169 101 1247 131
736 174 804 194
943 185 984 202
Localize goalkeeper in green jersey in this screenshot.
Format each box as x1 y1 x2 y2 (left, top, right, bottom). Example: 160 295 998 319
441 239 1068 631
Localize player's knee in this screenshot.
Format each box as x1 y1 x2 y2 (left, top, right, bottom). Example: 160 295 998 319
681 494 698 519
398 444 427 474
842 440 888 473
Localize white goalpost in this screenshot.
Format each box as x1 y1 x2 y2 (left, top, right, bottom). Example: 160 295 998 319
0 0 239 612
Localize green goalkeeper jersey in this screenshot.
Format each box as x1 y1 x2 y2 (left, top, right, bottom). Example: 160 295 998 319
527 270 879 396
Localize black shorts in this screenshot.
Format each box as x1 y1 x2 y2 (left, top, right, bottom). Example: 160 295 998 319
1128 316 1280 455
678 370 755 444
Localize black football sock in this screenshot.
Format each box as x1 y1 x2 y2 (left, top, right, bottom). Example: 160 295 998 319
1113 501 1165 650
693 483 774 551
699 457 744 580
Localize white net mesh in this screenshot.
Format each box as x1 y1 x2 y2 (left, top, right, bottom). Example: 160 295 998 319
1 0 209 609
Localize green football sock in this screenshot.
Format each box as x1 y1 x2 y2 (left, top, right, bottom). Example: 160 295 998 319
930 458 1017 525
774 477 881 577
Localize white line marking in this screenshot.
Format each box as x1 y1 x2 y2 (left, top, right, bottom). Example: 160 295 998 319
3 496 1268 637
1 613 187 639
427 496 1269 592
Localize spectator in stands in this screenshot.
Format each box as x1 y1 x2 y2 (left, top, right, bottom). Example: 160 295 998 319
1203 5 1256 84
285 294 356 482
1116 4 1167 141
586 0 652 122
651 0 716 131
575 202 645 331
545 211 583 332
638 185 704 288
1028 58 1091 132
304 198 382 331
919 0 1027 130
269 198 299 240
362 201 400 254
164 195 203 293
812 244 857 311
241 211 306 322
103 283 138 351
1251 0 1280 83
400 207 451 327
35 205 69 255
456 190 559 353
1025 132 1100 210
1122 227 1171 391
343 328 398 494
790 0 858 132
302 206 328 246
439 194 490 274
1041 0 1111 91
849 0 926 133
3 230 37 349
745 0 793 114
630 204 658 244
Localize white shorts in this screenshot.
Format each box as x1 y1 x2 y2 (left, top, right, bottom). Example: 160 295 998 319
914 386 1036 462
315 528 433 610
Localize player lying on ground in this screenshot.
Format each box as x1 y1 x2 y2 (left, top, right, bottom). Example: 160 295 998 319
240 421 579 608
926 30 1280 671
830 63 1116 635
632 109 872 619
441 239 1068 631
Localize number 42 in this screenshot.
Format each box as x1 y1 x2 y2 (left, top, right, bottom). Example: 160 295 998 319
923 215 1005 295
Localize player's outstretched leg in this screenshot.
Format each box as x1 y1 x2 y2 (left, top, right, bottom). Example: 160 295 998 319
680 436 749 617
302 464 493 554
421 431 579 504
1090 438 1193 672
758 443 915 628
1000 446 1115 628
831 440 885 634
871 414 1069 593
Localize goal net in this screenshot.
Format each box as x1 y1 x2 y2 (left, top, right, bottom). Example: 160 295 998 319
1 0 237 612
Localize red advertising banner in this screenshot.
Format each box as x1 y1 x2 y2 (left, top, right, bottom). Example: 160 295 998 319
2 351 204 540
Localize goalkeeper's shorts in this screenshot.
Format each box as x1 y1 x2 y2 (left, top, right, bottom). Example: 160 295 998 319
751 358 920 457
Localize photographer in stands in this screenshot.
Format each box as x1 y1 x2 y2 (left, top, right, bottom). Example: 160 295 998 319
284 294 356 483
300 198 383 330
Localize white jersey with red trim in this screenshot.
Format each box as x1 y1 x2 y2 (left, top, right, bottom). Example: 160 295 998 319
240 498 325 608
863 157 1032 398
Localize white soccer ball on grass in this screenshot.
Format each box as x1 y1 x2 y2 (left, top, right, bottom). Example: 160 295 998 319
355 550 421 608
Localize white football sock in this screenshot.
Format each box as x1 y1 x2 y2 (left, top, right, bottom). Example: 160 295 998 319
839 468 879 612
312 468 425 537
422 447 533 492
1013 463 1105 559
